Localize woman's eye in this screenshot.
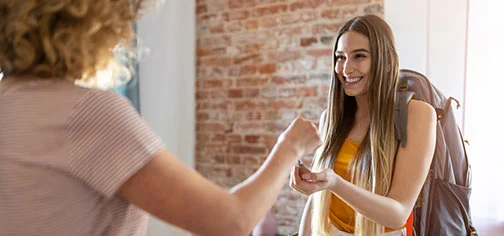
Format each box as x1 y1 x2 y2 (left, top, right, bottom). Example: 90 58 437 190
335 55 345 61
355 53 367 59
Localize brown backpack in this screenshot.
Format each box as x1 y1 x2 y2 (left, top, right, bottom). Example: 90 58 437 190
395 69 478 236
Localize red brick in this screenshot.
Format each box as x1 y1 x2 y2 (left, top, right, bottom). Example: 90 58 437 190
209 23 225 33
197 47 227 57
276 26 304 37
278 13 299 25
322 7 358 20
272 75 307 85
202 79 233 89
244 19 259 30
212 134 226 142
197 13 218 24
264 110 280 120
222 10 250 21
301 37 318 47
240 64 257 75
229 0 243 9
321 8 341 19
247 111 261 120
228 89 244 98
207 2 227 12
245 135 261 143
229 0 258 9
236 77 268 87
196 123 227 132
253 4 288 17
235 100 266 110
300 86 318 97
240 43 261 54
300 11 318 22
235 122 266 132
233 53 261 64
268 98 299 109
259 16 278 28
307 48 332 57
197 112 210 120
196 4 208 14
202 57 232 67
232 145 267 154
312 23 342 35
242 156 260 164
258 64 277 74
199 35 231 47
198 101 231 110
245 88 260 97
226 21 243 32
227 134 243 143
330 0 371 5
225 156 242 165
268 50 301 62
290 0 325 11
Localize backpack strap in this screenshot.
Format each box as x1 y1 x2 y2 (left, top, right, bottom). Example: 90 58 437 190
395 78 415 147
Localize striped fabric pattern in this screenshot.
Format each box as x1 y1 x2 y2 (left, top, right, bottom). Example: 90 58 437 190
0 79 165 236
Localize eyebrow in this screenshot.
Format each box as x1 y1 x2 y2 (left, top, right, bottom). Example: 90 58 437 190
335 48 370 54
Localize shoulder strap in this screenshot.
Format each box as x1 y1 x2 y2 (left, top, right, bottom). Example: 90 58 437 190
395 78 415 147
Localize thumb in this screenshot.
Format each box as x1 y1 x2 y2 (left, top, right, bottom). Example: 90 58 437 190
301 170 328 182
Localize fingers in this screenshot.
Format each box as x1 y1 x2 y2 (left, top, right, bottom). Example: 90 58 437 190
289 166 310 195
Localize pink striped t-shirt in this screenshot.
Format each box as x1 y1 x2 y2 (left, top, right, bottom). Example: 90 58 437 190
0 79 165 236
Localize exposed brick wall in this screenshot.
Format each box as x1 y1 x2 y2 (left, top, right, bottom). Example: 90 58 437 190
195 0 383 234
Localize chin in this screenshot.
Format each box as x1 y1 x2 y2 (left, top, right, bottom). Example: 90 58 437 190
344 89 366 97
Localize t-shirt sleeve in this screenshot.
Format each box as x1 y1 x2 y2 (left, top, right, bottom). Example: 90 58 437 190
66 89 165 198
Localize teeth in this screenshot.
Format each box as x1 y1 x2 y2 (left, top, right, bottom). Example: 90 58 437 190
345 77 362 83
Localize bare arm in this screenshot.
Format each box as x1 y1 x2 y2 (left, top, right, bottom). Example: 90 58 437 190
120 117 321 236
292 100 436 228
298 195 313 236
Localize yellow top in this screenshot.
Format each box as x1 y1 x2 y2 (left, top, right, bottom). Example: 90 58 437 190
328 139 406 233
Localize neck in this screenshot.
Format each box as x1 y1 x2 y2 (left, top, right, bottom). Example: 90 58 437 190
354 94 370 121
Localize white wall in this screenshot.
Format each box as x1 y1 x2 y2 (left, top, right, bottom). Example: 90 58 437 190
138 0 195 235
465 0 504 223
385 0 468 129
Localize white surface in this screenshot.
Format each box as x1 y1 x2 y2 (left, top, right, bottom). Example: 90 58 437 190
385 0 468 127
138 0 196 235
465 0 504 222
387 0 504 227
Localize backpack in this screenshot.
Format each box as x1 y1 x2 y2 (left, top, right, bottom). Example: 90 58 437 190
395 69 478 236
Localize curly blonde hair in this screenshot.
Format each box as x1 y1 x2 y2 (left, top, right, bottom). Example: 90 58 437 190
0 0 145 83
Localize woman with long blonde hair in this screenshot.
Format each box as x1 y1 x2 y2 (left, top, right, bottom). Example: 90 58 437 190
0 1 322 235
290 15 436 236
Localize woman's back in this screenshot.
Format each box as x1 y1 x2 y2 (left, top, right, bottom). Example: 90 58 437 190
0 79 164 236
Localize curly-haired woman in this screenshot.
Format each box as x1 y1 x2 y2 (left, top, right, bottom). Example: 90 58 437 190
0 1 321 235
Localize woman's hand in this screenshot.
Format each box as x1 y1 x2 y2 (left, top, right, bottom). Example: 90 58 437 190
276 117 322 160
289 164 341 195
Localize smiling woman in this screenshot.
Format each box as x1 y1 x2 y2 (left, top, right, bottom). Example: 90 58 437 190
291 15 436 236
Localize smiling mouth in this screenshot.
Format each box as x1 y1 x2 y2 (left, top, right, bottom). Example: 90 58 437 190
344 76 364 84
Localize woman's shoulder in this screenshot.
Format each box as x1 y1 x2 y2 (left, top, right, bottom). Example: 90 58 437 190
407 99 436 124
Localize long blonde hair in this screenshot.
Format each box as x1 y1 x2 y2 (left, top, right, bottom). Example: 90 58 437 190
311 15 400 236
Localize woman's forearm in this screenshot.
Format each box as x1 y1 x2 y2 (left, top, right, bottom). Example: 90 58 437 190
229 141 302 234
330 178 409 229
